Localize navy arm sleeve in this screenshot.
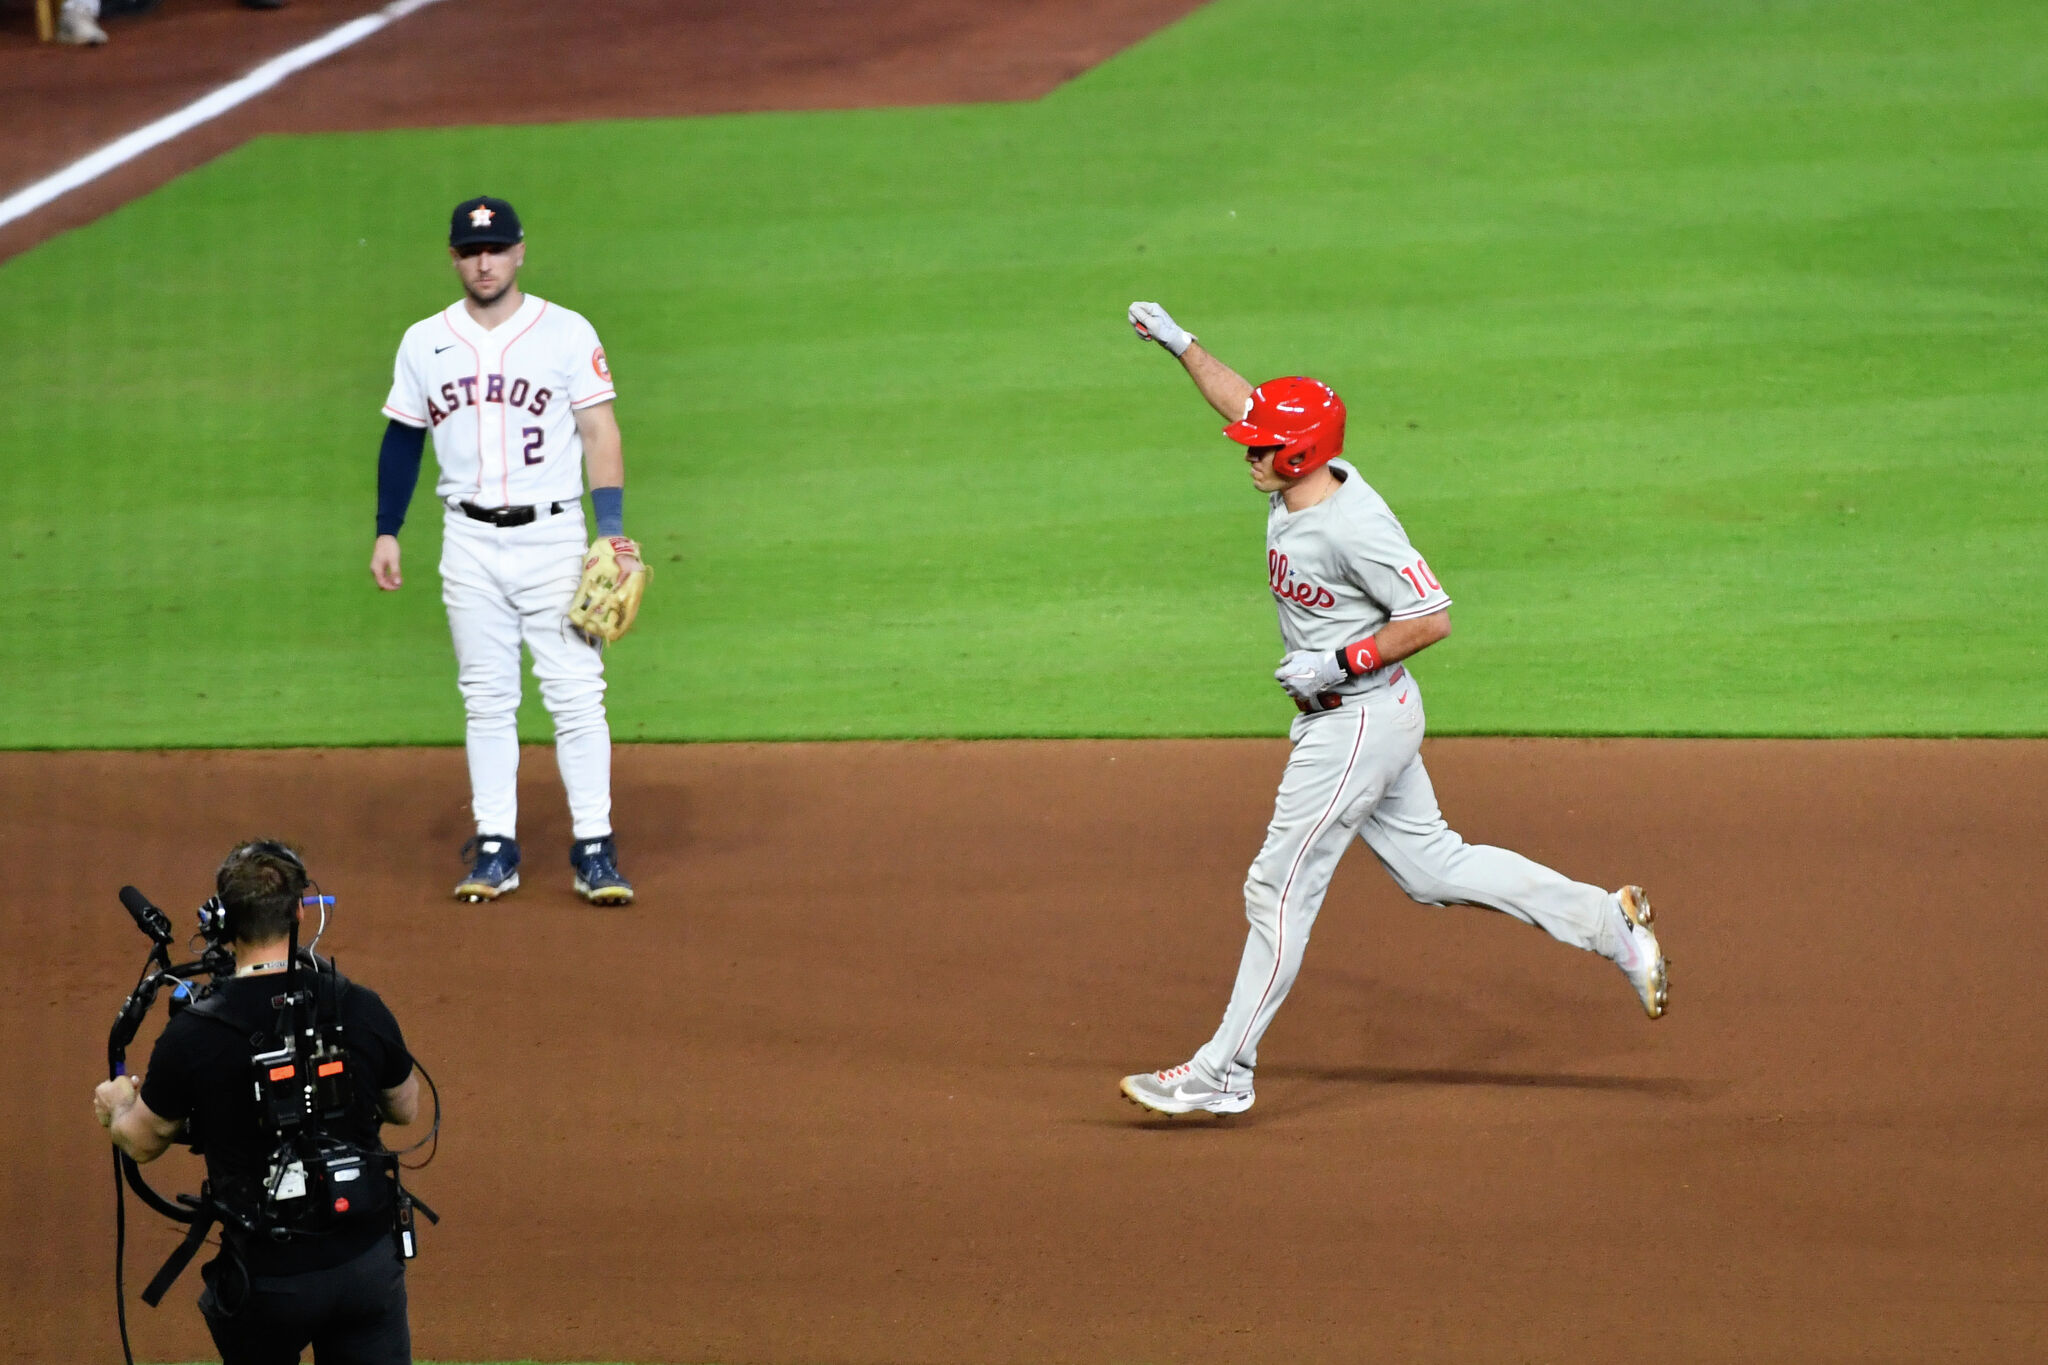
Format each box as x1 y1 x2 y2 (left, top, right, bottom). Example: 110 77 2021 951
375 419 428 537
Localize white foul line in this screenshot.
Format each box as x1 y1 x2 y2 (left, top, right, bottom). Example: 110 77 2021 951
0 0 453 233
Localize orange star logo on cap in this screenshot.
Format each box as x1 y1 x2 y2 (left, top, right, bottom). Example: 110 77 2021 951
470 206 495 228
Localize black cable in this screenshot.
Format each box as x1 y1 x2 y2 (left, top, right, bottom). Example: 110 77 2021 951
114 1148 135 1365
123 1151 196 1224
394 1057 441 1168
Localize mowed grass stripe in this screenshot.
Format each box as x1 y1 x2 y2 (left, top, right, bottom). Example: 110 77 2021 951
1 0 2043 745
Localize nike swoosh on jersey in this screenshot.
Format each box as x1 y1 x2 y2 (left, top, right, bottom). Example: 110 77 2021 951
434 343 456 353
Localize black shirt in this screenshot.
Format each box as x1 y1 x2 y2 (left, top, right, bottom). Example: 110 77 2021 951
140 969 414 1275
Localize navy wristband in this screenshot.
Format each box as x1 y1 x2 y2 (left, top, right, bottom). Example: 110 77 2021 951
591 486 624 538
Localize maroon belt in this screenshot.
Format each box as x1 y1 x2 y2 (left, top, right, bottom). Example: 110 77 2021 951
1294 665 1405 714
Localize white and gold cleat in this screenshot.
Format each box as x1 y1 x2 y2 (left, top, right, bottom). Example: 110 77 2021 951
1613 885 1668 1019
1119 1062 1254 1116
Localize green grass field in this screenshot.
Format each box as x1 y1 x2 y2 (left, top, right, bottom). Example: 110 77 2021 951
3 0 2044 746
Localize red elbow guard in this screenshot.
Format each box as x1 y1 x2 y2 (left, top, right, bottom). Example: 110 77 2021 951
1342 636 1383 676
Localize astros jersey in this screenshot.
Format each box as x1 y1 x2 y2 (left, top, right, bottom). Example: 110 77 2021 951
382 294 615 507
1266 459 1452 697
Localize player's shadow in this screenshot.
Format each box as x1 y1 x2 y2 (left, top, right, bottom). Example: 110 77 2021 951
1082 1066 1699 1133
1266 1063 1695 1096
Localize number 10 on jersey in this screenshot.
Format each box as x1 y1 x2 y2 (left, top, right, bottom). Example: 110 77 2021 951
1397 559 1441 597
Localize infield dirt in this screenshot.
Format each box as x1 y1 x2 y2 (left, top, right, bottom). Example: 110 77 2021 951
8 738 2046 1363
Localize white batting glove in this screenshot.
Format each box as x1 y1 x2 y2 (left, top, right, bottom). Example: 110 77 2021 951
1274 649 1346 701
1129 301 1194 357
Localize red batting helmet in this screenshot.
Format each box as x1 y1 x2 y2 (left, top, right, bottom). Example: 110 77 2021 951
1223 376 1347 478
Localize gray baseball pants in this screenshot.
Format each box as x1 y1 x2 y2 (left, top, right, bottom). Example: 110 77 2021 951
1193 677 1626 1091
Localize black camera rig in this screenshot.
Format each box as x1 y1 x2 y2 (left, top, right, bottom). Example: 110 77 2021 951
107 881 438 1365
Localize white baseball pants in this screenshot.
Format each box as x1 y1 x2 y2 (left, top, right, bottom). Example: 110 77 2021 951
439 508 612 841
1193 678 1625 1091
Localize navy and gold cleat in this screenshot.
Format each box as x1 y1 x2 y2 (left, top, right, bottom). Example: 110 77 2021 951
570 835 634 906
454 835 520 903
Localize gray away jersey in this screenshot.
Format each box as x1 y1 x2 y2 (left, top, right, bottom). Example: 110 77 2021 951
1266 459 1452 697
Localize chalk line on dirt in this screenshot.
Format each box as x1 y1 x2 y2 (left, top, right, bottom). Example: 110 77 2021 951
0 0 453 233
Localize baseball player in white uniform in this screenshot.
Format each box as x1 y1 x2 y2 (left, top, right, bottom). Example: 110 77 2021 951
1118 302 1667 1117
370 196 638 906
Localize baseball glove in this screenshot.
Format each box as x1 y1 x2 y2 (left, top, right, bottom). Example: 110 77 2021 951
567 536 649 644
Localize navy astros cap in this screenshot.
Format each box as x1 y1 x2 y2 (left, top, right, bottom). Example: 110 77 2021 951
449 196 523 247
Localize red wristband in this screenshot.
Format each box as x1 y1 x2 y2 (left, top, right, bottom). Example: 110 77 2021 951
1341 635 1383 676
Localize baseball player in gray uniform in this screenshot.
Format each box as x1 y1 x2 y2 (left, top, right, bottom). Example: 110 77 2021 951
1119 301 1667 1117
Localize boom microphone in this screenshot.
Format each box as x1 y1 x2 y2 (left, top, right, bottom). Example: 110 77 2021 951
118 886 175 946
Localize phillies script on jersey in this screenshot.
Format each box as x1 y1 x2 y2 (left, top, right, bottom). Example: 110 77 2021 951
1261 460 1453 700
1269 551 1337 609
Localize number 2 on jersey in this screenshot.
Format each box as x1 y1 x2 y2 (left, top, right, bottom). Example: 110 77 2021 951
1397 558 1442 597
522 427 544 465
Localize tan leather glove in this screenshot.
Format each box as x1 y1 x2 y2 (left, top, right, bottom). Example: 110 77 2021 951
567 536 649 644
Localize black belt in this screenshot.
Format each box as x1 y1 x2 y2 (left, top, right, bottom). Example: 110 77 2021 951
455 500 565 527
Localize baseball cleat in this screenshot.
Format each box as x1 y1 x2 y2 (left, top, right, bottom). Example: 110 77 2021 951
57 12 109 44
454 835 520 902
1613 885 1667 1019
1119 1062 1254 1117
570 835 634 906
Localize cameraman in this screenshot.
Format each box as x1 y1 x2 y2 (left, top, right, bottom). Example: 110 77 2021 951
92 841 421 1365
